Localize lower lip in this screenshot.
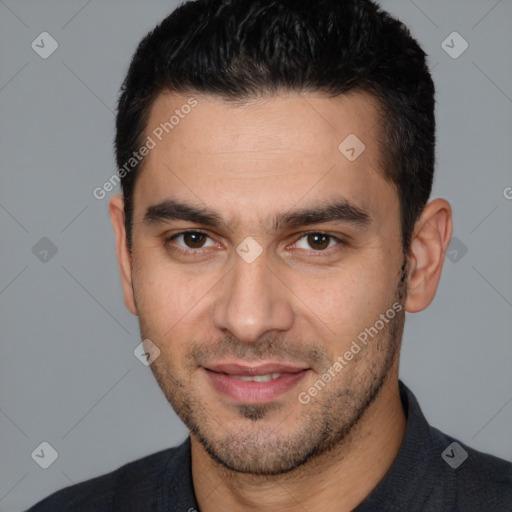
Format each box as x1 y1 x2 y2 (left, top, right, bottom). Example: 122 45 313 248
204 369 308 404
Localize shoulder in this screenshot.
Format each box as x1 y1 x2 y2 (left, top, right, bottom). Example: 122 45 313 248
394 382 512 511
430 426 512 510
27 442 187 511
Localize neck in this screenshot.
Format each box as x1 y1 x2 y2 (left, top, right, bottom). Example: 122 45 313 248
191 373 406 512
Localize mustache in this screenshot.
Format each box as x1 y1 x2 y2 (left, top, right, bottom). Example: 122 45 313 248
186 333 331 369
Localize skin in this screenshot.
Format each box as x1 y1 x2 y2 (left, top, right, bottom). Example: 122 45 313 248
110 91 452 511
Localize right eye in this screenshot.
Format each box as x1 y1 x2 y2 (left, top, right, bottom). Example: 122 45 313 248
165 230 217 253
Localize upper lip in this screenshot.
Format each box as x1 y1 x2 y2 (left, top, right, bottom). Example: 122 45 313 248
204 362 309 376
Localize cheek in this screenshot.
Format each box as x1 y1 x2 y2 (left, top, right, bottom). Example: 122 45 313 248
131 249 219 337
133 268 200 370
132 253 187 328
290 253 397 341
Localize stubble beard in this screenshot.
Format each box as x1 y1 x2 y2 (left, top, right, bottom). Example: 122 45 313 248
138 259 408 476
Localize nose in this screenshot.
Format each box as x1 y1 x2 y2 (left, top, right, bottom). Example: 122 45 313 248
211 251 295 344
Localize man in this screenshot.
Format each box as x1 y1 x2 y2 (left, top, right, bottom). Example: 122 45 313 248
28 0 512 510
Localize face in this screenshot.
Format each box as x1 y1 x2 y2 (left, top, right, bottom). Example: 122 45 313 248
124 91 407 475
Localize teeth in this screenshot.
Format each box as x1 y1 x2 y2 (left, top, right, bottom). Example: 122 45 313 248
231 373 281 382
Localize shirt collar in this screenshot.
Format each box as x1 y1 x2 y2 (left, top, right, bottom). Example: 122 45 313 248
353 381 438 511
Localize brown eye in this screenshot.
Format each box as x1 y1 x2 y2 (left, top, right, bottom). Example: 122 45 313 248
182 232 207 248
293 232 345 254
167 231 215 252
306 233 331 250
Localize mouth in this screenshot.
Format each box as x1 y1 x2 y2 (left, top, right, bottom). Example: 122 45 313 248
203 362 310 404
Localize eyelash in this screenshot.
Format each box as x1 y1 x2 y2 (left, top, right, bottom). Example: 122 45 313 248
164 230 347 257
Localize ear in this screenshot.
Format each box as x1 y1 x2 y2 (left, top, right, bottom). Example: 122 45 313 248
405 198 453 313
109 194 137 315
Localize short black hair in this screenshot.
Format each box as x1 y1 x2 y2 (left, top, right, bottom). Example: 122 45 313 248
115 0 435 252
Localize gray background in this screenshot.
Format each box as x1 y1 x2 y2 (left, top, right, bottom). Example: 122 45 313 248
1 1 511 510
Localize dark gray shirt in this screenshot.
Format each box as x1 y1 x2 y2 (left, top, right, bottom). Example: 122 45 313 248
27 382 512 511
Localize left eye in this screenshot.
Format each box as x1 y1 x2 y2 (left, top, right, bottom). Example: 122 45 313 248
294 232 342 251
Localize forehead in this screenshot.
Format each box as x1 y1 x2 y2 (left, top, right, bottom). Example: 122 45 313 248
144 89 381 154
133 90 396 230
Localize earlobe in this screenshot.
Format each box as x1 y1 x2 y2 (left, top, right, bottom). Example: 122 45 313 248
405 198 453 313
109 194 138 316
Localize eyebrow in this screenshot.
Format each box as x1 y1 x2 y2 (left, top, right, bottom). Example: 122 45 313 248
143 200 231 230
275 201 371 230
142 199 371 232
